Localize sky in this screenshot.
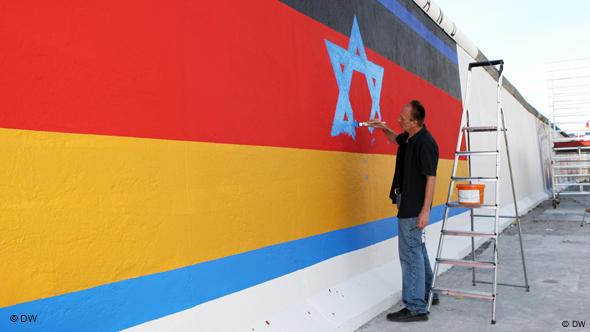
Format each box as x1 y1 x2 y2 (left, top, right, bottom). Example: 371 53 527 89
434 0 590 125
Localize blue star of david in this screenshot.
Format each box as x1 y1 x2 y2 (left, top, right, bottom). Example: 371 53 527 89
325 16 384 139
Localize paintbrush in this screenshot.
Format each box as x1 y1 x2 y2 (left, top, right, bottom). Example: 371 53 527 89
358 121 386 127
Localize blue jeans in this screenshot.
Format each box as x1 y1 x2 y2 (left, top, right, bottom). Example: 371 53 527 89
397 198 438 313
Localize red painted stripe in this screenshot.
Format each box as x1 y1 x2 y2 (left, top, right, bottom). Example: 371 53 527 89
0 1 462 158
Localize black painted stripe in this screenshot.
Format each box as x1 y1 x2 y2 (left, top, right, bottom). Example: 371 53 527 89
280 0 461 99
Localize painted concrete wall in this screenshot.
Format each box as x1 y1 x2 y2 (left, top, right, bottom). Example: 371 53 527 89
0 1 548 331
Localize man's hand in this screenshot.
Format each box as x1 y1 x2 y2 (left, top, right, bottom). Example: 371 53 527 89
417 210 430 229
418 176 436 229
366 119 388 130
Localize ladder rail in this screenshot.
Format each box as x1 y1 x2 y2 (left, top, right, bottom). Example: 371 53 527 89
466 111 477 287
491 67 504 324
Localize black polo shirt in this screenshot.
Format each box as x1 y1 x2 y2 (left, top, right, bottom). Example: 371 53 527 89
389 125 439 218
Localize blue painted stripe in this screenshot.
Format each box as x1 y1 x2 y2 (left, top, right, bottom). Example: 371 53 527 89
0 204 467 332
377 0 458 65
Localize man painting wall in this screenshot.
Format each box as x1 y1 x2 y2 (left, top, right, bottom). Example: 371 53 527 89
368 100 440 322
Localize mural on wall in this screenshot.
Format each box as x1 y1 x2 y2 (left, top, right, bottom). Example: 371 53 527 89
325 16 384 139
0 0 468 330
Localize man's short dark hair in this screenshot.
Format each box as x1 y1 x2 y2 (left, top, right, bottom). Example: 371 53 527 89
409 100 425 126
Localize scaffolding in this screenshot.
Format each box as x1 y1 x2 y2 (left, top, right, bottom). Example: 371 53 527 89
546 58 590 207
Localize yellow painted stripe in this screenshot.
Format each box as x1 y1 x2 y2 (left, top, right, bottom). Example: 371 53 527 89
0 128 466 307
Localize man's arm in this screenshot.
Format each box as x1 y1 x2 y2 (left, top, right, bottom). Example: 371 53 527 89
417 176 436 229
367 119 398 143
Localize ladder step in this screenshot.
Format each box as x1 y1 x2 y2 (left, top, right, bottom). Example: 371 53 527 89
433 287 495 300
474 280 529 289
447 203 498 209
462 126 505 132
442 230 496 237
451 176 498 182
555 174 590 177
436 258 496 269
456 151 499 156
555 182 589 186
472 214 518 218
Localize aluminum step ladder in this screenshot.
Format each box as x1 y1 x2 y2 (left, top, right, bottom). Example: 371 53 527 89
427 60 530 324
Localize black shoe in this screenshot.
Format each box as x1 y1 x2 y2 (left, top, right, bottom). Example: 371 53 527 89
387 310 429 322
386 308 410 321
430 297 440 306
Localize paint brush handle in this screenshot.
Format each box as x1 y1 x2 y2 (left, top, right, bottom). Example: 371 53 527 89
359 121 386 127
